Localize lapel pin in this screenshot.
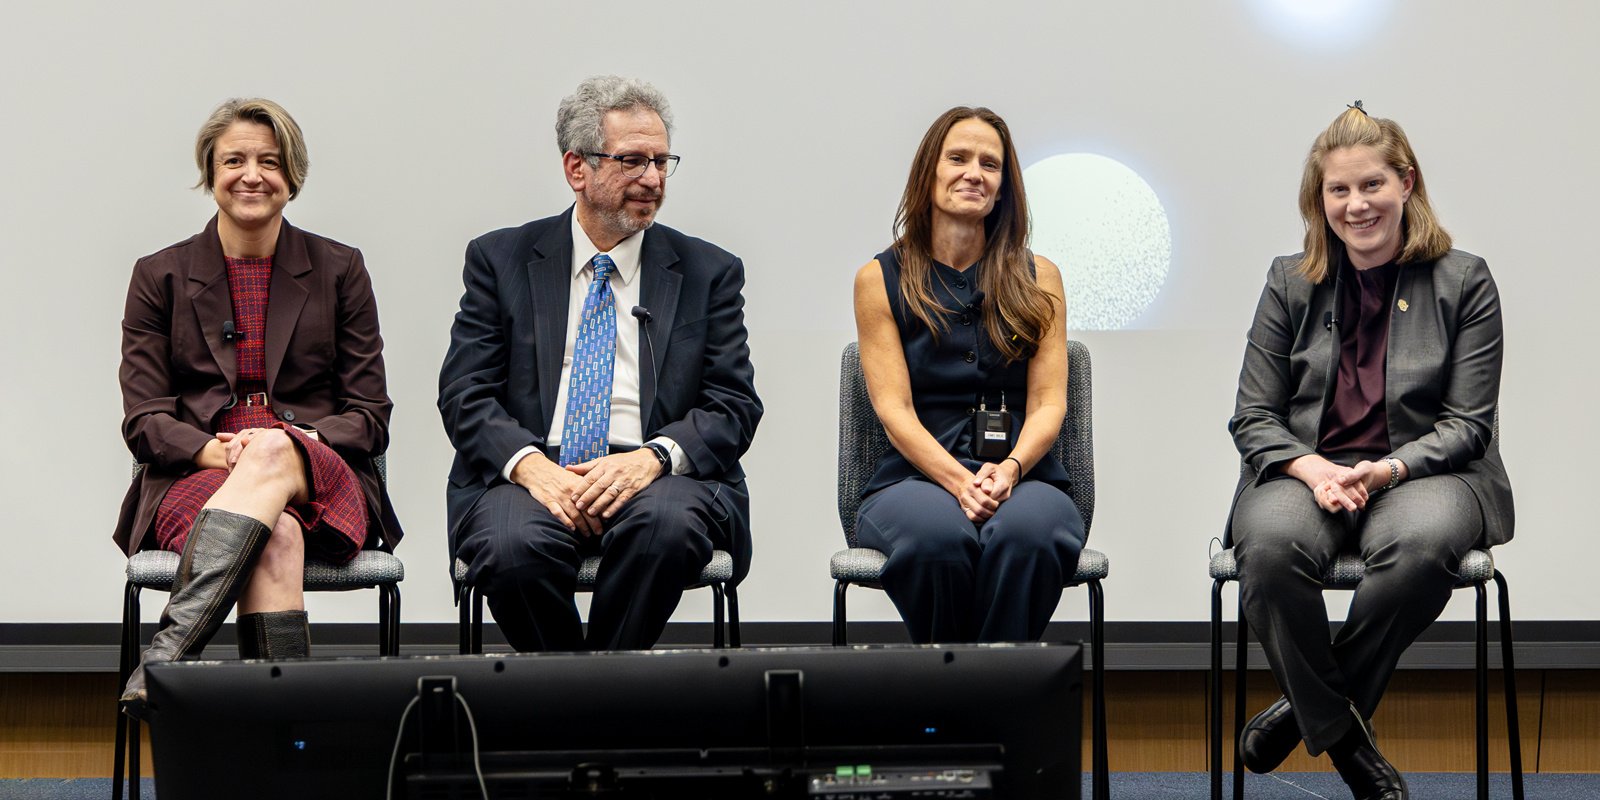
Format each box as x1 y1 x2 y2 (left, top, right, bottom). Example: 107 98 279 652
1397 299 1409 312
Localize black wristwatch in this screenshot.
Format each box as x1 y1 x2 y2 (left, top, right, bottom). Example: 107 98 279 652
643 442 672 477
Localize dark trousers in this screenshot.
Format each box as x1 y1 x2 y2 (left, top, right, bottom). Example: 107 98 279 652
1232 474 1482 754
455 475 730 651
856 478 1086 643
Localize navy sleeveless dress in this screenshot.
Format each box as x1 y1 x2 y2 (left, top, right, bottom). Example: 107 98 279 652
856 248 1085 643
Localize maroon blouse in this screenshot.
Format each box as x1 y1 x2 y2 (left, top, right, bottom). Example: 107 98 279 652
1318 261 1399 457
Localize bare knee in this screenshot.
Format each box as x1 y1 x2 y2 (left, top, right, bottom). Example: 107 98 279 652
233 430 308 500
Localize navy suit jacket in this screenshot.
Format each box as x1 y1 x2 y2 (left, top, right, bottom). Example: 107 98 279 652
438 207 762 578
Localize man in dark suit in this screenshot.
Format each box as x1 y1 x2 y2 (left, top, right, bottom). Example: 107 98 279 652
439 76 761 652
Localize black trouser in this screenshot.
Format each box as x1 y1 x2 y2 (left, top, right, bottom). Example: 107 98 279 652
1232 474 1482 754
456 475 731 651
856 478 1086 643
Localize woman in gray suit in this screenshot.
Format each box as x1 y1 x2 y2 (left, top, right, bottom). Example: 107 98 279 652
1226 103 1511 800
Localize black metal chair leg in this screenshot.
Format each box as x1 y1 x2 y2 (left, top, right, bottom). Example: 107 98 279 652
1089 580 1108 800
711 583 726 648
458 583 472 654
127 585 145 799
129 716 142 791
471 586 484 654
1475 583 1489 800
832 580 850 646
377 583 391 656
1494 571 1525 800
1210 580 1224 800
1233 594 1248 800
386 584 402 656
726 584 741 648
113 582 137 800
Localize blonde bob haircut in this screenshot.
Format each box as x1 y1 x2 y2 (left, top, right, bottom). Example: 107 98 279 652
1295 105 1451 283
193 98 310 199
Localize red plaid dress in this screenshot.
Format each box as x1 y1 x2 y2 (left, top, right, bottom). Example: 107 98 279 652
153 256 368 563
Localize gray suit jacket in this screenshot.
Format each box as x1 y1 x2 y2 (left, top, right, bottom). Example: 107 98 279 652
1226 248 1513 547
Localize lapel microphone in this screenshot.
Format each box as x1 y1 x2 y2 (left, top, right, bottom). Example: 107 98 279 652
632 306 657 388
1325 255 1345 332
222 320 238 343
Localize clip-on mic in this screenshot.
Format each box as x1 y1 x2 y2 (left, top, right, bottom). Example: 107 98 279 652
632 306 657 384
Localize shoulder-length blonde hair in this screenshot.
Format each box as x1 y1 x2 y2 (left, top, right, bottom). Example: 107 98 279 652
891 106 1054 362
194 98 310 199
1296 105 1451 283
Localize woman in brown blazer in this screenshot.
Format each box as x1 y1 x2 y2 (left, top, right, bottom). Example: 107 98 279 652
115 98 400 716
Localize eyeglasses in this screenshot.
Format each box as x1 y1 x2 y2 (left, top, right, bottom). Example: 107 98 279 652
589 152 680 178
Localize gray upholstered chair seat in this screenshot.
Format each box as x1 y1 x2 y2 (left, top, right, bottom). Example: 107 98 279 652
1207 547 1493 587
453 550 733 588
128 548 404 592
832 546 1110 585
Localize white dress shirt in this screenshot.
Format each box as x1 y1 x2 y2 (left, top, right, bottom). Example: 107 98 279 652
501 213 686 480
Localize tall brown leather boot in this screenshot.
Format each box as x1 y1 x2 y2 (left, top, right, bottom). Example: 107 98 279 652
237 610 311 660
120 508 271 719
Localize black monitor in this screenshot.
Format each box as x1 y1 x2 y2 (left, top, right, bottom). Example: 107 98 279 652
146 643 1081 799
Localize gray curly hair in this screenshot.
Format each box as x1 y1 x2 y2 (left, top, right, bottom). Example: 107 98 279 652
556 75 674 165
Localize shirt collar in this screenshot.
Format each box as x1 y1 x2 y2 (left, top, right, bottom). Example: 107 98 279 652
570 210 643 285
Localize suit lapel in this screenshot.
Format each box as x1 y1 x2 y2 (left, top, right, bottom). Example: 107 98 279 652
1384 262 1428 443
637 229 681 431
264 221 311 393
188 216 236 392
529 212 575 435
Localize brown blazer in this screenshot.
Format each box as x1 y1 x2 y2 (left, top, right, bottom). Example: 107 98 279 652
113 216 402 556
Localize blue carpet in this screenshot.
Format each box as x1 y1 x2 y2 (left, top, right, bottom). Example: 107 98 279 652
1110 771 1593 798
4 773 1594 798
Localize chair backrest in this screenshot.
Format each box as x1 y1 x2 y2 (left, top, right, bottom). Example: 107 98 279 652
836 340 1096 546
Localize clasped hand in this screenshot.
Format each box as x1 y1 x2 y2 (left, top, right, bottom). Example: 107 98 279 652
201 428 272 471
1290 455 1392 513
956 460 1020 523
514 450 661 538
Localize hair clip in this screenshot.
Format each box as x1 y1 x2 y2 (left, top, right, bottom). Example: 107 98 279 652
1347 100 1369 116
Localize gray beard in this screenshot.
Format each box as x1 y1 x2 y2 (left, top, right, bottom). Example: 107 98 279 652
599 206 654 239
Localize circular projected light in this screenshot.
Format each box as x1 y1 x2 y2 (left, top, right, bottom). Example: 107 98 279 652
1244 0 1395 45
1024 153 1171 331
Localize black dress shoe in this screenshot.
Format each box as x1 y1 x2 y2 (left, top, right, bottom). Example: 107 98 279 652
1328 705 1408 800
1240 696 1302 773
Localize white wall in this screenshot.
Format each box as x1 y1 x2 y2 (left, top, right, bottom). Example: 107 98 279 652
2 0 1594 626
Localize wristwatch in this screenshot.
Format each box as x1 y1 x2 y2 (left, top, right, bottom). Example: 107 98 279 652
643 442 672 477
1381 458 1401 491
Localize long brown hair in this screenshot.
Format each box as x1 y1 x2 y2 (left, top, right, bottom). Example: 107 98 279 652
892 106 1055 362
1296 105 1451 283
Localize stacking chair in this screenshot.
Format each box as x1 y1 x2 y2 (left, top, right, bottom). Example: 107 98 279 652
829 340 1111 800
453 551 741 652
113 456 404 800
1208 461 1525 800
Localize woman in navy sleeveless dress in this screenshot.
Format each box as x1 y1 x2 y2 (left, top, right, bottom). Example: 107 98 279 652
852 106 1084 643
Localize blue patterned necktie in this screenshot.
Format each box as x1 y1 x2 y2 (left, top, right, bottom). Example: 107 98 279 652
559 254 617 466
